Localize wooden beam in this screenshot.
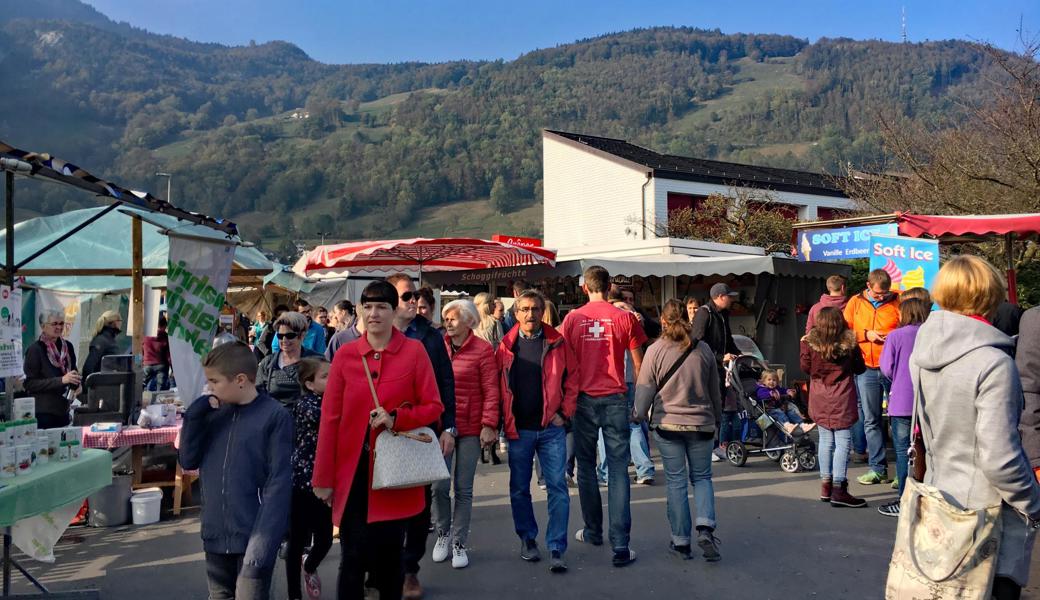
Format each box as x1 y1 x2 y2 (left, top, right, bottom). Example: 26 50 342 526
6 268 273 277
131 216 144 359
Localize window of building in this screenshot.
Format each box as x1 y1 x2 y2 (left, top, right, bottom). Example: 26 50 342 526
747 200 800 221
817 207 852 221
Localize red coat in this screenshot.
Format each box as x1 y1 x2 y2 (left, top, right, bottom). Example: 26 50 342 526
312 329 443 526
444 332 500 437
799 336 866 430
496 324 579 440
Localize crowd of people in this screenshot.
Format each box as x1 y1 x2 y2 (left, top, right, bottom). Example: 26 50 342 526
174 257 1040 600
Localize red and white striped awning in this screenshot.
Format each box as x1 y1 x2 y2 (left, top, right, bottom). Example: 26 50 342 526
293 237 556 280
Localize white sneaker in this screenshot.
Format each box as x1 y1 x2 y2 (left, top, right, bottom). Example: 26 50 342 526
431 532 451 563
711 452 722 463
451 542 469 568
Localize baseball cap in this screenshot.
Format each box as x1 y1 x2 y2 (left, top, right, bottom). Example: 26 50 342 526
710 283 739 298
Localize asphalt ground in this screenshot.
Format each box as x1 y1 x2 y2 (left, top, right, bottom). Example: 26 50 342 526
9 452 1040 599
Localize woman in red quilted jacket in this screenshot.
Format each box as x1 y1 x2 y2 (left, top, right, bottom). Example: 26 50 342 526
427 299 501 569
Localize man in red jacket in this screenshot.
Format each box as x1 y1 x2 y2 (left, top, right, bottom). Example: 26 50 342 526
497 289 579 574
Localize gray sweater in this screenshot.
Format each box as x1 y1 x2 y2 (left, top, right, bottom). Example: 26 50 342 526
911 311 1040 585
634 338 721 431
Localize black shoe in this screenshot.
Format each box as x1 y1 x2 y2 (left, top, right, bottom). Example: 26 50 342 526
877 500 901 518
520 539 541 562
549 550 567 573
696 530 721 562
491 450 502 466
669 542 693 560
612 548 637 567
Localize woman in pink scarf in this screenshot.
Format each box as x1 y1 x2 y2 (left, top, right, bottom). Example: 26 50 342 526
23 310 81 428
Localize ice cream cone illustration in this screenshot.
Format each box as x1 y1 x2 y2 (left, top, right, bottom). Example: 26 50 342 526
882 258 903 289
800 233 812 261
902 266 926 290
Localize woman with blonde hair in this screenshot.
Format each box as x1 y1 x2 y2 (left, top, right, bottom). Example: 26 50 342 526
473 293 503 348
81 310 123 379
900 255 1040 598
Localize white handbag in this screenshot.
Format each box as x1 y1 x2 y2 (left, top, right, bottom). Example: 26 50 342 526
362 356 449 491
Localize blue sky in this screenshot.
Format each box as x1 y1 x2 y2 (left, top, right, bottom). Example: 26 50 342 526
85 0 1038 64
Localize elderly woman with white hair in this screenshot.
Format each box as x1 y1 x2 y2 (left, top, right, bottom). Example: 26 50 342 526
23 310 81 428
429 299 501 569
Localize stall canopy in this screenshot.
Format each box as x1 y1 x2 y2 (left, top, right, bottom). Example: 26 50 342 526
294 237 557 283
0 206 308 295
423 254 848 287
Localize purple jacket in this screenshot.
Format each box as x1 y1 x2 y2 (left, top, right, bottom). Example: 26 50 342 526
755 384 791 410
879 323 921 417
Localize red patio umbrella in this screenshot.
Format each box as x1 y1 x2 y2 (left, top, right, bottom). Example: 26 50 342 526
293 237 557 285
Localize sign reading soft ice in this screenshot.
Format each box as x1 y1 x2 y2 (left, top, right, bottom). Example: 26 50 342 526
869 235 940 292
797 223 899 262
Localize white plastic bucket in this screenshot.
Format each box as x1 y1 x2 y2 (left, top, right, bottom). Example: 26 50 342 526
130 488 163 525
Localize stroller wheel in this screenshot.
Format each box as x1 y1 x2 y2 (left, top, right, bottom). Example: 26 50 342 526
780 450 801 473
798 449 817 471
726 442 748 467
765 449 782 462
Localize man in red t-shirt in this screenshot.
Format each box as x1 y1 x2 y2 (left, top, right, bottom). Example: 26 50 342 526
561 265 647 567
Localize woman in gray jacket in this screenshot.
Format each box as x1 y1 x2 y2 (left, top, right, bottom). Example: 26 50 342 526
909 256 1040 599
634 299 722 563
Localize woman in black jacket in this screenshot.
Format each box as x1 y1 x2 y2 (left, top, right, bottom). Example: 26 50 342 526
81 310 123 379
23 310 81 428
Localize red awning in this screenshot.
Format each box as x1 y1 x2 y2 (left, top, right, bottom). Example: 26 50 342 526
293 237 557 279
897 213 1040 240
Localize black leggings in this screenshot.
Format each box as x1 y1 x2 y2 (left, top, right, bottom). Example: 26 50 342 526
337 449 407 600
992 576 1021 600
285 488 334 600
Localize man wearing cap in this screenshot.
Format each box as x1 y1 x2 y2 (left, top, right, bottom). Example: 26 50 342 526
691 283 741 461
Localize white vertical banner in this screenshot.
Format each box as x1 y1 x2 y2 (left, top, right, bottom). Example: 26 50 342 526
0 284 23 378
166 234 235 404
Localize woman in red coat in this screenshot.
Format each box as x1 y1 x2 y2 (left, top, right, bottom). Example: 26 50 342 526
313 281 443 600
429 299 500 569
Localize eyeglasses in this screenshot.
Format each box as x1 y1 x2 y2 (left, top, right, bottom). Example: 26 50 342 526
276 331 301 340
516 306 544 314
47 322 65 327
400 291 417 303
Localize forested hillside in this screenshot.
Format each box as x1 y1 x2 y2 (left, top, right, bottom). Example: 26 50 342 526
0 1 1004 254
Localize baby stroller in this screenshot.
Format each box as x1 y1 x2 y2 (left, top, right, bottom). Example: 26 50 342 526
723 354 817 473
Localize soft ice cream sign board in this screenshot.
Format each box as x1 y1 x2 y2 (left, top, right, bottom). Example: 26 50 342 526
797 223 899 262
869 235 939 292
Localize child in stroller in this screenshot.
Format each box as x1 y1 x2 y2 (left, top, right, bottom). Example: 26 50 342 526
724 356 817 473
754 370 815 436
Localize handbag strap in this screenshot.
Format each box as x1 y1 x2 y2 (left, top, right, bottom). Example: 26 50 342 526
361 355 380 410
657 342 696 391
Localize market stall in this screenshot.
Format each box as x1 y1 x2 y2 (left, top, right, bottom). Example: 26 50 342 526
424 254 849 379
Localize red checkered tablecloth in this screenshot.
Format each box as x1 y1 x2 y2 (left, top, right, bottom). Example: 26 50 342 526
82 424 182 450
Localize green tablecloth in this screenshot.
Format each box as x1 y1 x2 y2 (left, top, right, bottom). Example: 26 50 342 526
0 449 112 527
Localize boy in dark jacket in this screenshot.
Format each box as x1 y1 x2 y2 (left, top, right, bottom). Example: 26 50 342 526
179 341 293 600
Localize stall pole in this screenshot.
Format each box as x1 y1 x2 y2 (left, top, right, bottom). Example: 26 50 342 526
131 216 145 408
3 171 14 423
1006 233 1018 304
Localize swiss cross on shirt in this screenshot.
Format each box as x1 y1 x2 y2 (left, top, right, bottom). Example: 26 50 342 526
581 318 611 342
588 321 606 338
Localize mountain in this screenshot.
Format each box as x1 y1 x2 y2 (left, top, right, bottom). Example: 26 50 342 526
0 1 1004 257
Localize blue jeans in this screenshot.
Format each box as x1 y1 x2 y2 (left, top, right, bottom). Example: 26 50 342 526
508 425 570 553
855 368 890 474
890 416 911 495
719 411 742 444
767 407 803 425
653 430 716 545
598 385 655 481
818 425 852 483
144 364 170 392
574 392 632 551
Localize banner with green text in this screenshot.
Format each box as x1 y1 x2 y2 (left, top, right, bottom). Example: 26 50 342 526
166 234 235 404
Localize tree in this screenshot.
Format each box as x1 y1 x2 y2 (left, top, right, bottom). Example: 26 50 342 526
490 176 514 214
642 188 793 253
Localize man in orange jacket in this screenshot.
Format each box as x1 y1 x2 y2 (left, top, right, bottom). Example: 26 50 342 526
844 269 900 485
